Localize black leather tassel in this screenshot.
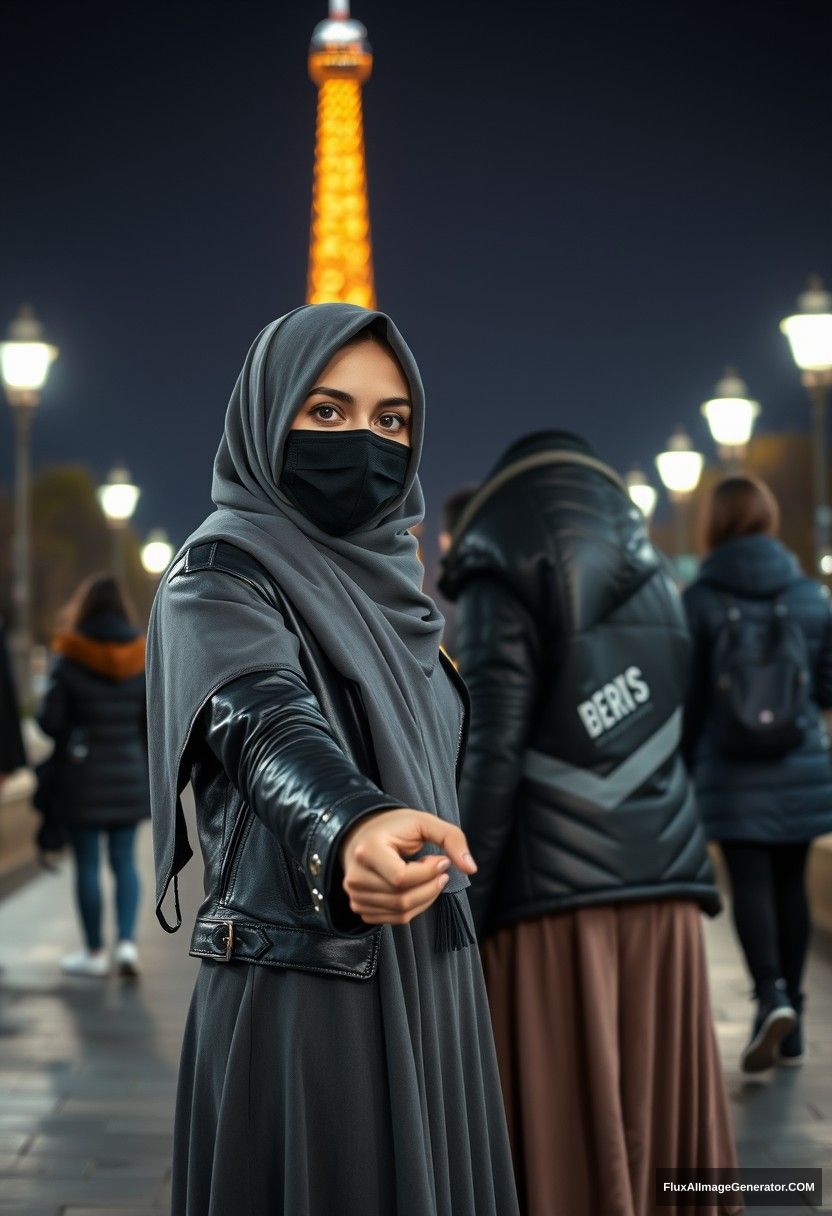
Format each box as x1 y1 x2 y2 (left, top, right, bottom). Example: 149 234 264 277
434 891 476 952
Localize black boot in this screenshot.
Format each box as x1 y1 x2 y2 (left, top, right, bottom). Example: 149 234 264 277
741 983 797 1074
779 992 804 1066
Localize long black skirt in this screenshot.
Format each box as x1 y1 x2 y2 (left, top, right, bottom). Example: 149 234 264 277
172 898 519 1216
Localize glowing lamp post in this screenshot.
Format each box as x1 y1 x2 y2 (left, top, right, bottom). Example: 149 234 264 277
701 368 760 468
626 468 658 521
656 428 704 569
98 465 140 581
141 529 174 578
656 429 705 499
781 276 832 574
0 305 59 703
781 277 832 372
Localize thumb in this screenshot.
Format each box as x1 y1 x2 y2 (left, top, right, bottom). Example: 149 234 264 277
415 813 478 874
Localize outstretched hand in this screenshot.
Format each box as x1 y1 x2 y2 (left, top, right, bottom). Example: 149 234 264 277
340 808 477 925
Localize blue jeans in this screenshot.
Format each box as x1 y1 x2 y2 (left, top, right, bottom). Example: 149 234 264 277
68 825 141 951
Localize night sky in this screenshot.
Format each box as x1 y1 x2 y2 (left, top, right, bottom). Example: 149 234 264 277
2 0 831 567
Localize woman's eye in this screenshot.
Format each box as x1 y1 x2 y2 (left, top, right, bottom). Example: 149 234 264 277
377 414 405 432
312 404 339 422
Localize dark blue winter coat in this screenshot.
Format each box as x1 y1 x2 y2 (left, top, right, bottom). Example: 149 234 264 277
683 534 832 843
37 611 149 828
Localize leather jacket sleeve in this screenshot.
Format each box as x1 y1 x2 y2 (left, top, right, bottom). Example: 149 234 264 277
200 669 404 935
455 576 539 935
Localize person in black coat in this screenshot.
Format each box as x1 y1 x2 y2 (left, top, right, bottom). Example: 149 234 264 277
439 430 737 1216
435 486 477 659
683 475 832 1071
0 617 26 783
38 575 149 978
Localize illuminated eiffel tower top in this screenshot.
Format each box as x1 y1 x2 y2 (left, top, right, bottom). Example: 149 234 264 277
306 1 376 308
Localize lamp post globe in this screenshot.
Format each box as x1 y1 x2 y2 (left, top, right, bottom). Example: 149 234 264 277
656 428 704 574
656 428 704 499
701 368 760 466
98 465 140 526
1 305 59 705
141 529 174 577
625 468 658 521
0 305 59 406
781 276 832 575
98 465 140 581
781 276 832 373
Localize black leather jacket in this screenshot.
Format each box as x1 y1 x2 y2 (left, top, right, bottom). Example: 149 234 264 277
440 445 719 936
167 541 467 981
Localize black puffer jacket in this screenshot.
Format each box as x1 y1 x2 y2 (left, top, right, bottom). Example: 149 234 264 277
683 533 832 843
37 611 149 827
440 435 719 937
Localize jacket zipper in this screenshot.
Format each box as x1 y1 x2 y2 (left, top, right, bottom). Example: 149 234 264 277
219 805 252 903
278 844 313 910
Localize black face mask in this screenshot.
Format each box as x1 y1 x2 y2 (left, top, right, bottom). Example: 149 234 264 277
279 430 410 537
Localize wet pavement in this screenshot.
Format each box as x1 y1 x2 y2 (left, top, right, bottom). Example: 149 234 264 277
0 813 830 1215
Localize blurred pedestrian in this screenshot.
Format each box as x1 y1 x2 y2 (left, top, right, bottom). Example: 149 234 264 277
38 575 149 978
148 305 518 1216
440 429 738 1216
0 616 26 785
683 475 832 1071
437 485 477 658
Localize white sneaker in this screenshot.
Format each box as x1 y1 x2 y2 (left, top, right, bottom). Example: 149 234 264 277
60 949 109 978
114 940 141 978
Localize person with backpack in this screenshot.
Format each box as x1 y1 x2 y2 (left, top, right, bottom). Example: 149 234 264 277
439 430 738 1216
37 575 149 978
683 475 832 1072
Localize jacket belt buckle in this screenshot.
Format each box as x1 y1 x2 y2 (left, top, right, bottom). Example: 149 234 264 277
220 920 234 963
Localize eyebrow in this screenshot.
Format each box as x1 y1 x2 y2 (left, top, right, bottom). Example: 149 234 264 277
306 385 412 410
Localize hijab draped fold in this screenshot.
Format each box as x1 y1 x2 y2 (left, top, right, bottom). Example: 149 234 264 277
148 303 469 930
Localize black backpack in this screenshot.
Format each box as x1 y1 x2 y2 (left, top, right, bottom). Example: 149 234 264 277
711 596 811 760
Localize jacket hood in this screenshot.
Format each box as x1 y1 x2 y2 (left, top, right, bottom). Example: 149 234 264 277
79 610 141 643
697 534 801 598
490 430 594 475
438 443 650 618
53 621 146 680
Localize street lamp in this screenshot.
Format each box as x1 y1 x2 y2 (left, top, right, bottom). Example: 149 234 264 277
0 305 58 705
626 468 658 521
656 427 704 565
97 465 140 580
780 275 832 575
141 529 174 577
701 368 760 467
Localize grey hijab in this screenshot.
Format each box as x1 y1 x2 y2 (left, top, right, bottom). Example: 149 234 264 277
147 303 471 943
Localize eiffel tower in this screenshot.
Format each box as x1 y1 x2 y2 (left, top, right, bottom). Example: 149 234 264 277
307 1 376 308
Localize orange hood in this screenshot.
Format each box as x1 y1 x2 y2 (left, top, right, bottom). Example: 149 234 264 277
52 631 146 680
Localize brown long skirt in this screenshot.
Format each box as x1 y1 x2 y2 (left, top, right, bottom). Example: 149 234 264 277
481 900 740 1216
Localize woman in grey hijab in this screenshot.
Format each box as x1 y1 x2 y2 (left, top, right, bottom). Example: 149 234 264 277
147 303 519 1216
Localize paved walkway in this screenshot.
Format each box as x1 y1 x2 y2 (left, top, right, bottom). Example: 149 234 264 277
0 814 830 1215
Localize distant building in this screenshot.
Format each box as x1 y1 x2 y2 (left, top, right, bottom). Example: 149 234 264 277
744 431 816 575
